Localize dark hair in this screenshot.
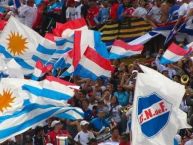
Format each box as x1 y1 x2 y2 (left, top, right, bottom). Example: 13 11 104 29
35 126 44 135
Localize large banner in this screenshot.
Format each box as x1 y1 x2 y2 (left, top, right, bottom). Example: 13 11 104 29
98 18 152 45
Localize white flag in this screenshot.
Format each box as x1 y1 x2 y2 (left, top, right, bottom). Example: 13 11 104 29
132 65 189 145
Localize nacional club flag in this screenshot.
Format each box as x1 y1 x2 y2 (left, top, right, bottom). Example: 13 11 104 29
109 40 144 59
132 65 190 145
0 17 58 74
0 78 83 143
160 43 192 64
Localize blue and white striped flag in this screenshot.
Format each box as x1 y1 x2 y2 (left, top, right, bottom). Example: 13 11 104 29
0 16 61 75
0 78 83 143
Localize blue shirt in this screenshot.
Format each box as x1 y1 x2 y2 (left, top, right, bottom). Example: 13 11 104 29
114 91 129 106
117 4 125 21
84 109 93 121
168 4 180 21
94 7 109 24
90 117 109 131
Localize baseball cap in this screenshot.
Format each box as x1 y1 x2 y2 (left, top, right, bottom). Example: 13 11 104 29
80 120 89 126
74 0 81 2
51 120 60 127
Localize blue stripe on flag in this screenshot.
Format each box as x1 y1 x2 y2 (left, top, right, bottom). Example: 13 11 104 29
109 52 136 59
0 45 34 69
0 107 60 139
56 39 73 46
32 55 49 64
55 108 84 120
159 57 175 64
54 47 72 54
36 45 56 55
22 85 72 100
0 103 55 122
14 57 34 70
74 64 106 80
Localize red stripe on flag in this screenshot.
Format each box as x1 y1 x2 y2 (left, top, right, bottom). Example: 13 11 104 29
36 60 53 73
52 18 86 37
73 31 81 68
113 40 144 51
44 33 55 42
85 47 114 72
168 43 191 56
0 20 7 30
46 76 79 88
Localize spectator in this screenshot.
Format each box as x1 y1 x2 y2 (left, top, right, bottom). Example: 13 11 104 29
74 0 82 19
90 110 109 132
81 99 93 121
94 0 110 26
47 120 70 145
108 127 120 143
113 84 129 106
74 120 95 145
117 0 130 21
132 0 148 18
66 0 76 21
109 0 119 20
18 0 37 28
81 0 89 18
33 126 45 145
86 0 99 28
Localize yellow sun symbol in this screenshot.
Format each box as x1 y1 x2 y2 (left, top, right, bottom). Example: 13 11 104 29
7 32 28 56
0 90 15 113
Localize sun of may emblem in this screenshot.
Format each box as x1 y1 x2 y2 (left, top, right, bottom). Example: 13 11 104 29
0 90 15 113
7 32 28 56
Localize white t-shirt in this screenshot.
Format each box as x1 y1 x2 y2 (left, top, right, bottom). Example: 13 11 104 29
178 3 188 16
66 7 76 20
18 5 37 28
147 6 161 23
132 7 147 18
74 131 95 145
185 139 193 145
185 1 193 29
75 4 82 19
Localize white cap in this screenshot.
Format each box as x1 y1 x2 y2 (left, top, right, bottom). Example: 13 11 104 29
80 120 89 126
74 0 81 2
51 120 60 128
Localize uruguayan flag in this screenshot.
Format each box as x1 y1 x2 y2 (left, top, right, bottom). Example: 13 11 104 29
0 78 83 143
22 76 76 107
0 16 58 74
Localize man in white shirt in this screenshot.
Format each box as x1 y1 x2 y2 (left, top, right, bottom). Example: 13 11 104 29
66 2 76 21
74 0 82 19
18 0 37 28
74 120 95 145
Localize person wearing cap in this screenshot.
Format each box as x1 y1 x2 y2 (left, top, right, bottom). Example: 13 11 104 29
46 120 70 145
74 120 95 145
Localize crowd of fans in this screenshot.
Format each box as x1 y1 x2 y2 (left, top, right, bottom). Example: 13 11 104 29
1 0 193 145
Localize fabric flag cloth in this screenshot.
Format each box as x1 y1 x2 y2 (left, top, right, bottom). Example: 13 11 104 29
0 20 7 31
131 65 190 145
0 78 83 143
72 47 114 80
109 39 144 59
160 43 192 64
52 18 88 38
22 76 75 107
31 60 53 81
0 16 59 74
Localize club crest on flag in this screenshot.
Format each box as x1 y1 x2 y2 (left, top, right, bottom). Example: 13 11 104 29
6 32 28 56
137 93 172 138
